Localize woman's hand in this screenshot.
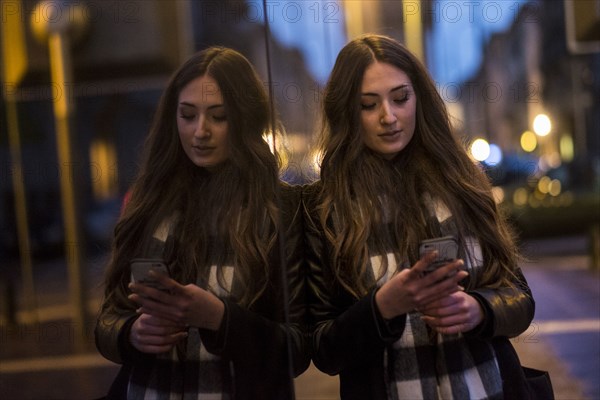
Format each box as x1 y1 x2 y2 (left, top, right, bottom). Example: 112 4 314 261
128 272 225 331
419 291 484 334
375 252 468 319
129 313 187 354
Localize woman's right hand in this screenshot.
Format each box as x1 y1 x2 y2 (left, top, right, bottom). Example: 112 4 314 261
375 252 468 319
129 313 188 354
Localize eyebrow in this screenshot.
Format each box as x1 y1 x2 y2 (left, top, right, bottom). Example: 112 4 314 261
178 101 224 110
361 84 410 97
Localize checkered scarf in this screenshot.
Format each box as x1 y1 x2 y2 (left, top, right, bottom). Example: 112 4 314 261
126 218 234 400
384 314 503 400
126 336 230 400
370 248 503 400
372 197 503 400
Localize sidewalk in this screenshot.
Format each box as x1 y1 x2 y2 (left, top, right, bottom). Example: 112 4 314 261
517 236 600 399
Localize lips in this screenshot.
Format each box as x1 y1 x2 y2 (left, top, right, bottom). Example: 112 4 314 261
378 130 401 140
192 145 215 154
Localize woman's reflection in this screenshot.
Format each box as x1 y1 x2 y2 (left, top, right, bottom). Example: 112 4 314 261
95 46 310 399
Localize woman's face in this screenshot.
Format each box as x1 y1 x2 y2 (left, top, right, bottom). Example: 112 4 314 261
359 61 417 159
177 74 229 169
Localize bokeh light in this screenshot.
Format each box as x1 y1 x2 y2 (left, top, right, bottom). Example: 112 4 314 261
560 135 574 162
491 186 505 204
549 179 562 197
537 176 551 194
533 114 552 137
484 144 503 166
513 188 528 206
520 130 537 152
470 138 490 162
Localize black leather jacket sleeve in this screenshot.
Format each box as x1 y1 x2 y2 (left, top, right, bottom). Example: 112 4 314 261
302 183 406 375
95 305 139 364
468 267 535 338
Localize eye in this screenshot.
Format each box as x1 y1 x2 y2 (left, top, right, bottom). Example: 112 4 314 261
361 103 376 110
212 114 227 122
179 113 195 121
394 93 410 104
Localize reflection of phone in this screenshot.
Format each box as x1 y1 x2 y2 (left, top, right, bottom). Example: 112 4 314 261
130 258 170 291
419 236 458 274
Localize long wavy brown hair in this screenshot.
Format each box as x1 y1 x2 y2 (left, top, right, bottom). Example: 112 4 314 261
102 47 279 309
316 34 519 298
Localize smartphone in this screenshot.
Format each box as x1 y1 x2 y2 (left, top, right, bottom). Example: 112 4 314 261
419 236 459 274
130 258 170 291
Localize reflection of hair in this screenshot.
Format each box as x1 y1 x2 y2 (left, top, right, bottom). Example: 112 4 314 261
317 34 518 297
104 47 279 307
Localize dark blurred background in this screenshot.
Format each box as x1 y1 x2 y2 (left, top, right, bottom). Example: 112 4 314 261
1 0 598 399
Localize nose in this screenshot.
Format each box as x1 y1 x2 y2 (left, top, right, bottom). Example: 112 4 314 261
380 102 397 125
194 114 210 138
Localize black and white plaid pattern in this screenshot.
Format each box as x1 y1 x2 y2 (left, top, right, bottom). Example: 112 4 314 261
370 196 503 399
126 264 234 400
370 249 503 400
384 312 503 400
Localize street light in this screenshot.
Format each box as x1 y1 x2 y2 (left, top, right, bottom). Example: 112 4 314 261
533 114 552 137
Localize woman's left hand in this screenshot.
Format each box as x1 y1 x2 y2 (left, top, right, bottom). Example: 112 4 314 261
128 271 225 331
419 292 484 334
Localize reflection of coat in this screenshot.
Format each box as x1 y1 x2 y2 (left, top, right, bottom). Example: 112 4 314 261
95 183 310 399
302 182 535 400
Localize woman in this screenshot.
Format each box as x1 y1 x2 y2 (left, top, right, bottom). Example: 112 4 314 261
304 34 535 399
95 47 309 399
